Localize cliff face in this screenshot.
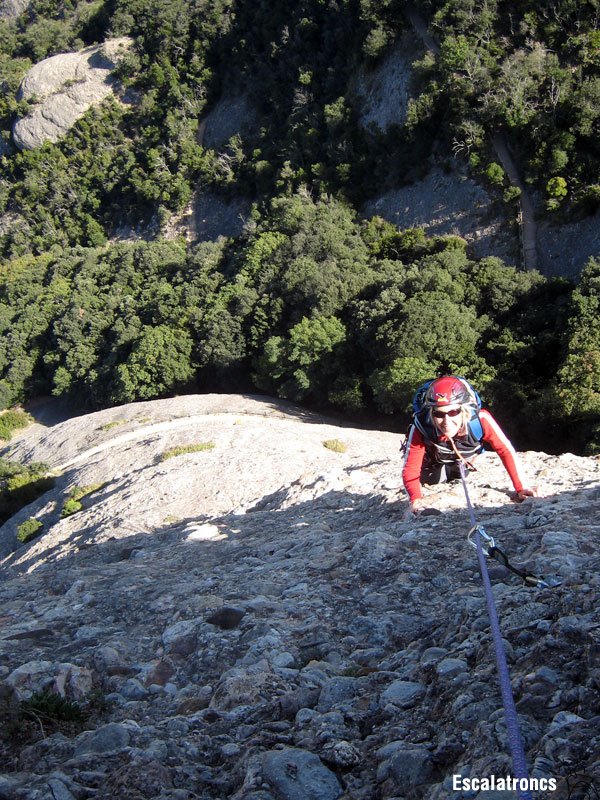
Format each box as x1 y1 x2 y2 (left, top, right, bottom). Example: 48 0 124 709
1 395 599 799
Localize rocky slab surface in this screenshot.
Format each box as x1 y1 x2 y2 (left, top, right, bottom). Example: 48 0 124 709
12 37 133 150
356 36 419 132
201 93 259 151
1 394 599 799
537 210 600 281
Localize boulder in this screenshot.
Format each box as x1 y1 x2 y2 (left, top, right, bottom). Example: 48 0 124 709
261 748 343 800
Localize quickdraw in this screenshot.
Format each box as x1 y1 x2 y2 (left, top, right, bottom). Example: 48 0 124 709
467 524 562 590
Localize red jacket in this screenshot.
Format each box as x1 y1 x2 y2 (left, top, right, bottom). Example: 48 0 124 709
402 409 526 502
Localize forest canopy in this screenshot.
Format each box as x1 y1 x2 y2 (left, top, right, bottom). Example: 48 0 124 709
0 0 599 454
0 191 596 454
1 0 599 252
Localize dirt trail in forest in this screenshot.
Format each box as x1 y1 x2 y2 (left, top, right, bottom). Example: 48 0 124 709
492 134 538 270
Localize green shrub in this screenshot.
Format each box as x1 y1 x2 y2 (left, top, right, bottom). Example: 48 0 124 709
160 442 215 461
547 176 568 198
0 410 32 441
438 235 468 252
16 517 43 543
61 483 105 517
69 483 105 502
6 472 44 492
3 688 94 751
485 162 505 187
22 690 87 723
0 381 13 411
100 419 128 431
328 376 364 411
4 474 54 509
0 459 54 526
369 356 434 414
322 439 347 453
363 25 390 59
503 185 522 203
60 498 82 518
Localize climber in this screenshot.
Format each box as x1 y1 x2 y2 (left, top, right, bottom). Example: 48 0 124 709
402 375 537 515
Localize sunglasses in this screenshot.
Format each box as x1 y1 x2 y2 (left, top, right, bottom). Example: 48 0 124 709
432 408 462 419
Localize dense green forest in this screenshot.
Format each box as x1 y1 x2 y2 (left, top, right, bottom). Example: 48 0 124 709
0 0 599 454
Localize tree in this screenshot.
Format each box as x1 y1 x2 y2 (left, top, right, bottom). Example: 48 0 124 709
112 324 194 403
485 162 505 186
254 315 347 404
243 192 373 337
546 176 567 198
556 257 600 417
386 291 482 367
369 356 435 414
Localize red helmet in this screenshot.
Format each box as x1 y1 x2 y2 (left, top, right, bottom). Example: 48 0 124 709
425 376 476 407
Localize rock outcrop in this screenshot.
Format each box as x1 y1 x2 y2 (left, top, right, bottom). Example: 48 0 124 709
12 37 133 151
362 166 516 263
164 190 251 244
538 209 600 280
201 93 259 151
1 394 599 799
0 0 28 18
356 35 419 132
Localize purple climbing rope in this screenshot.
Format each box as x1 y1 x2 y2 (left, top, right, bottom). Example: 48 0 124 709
459 462 533 800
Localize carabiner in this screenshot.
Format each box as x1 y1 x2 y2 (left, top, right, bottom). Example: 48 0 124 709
468 524 495 556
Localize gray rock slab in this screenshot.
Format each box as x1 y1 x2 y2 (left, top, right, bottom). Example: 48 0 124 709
162 620 199 656
46 778 76 800
349 530 402 579
356 36 418 131
261 748 343 800
201 92 258 150
381 680 426 708
0 0 28 17
0 394 599 800
73 722 130 755
387 746 434 787
362 167 515 262
537 210 600 281
436 658 468 678
317 677 359 712
0 774 20 797
13 38 133 150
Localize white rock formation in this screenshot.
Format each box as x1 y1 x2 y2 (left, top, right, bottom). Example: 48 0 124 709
0 0 28 18
12 37 133 150
0 394 403 564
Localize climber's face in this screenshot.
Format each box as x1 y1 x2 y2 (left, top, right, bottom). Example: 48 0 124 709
432 404 463 437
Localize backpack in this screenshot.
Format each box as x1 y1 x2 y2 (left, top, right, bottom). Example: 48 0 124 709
407 377 484 463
